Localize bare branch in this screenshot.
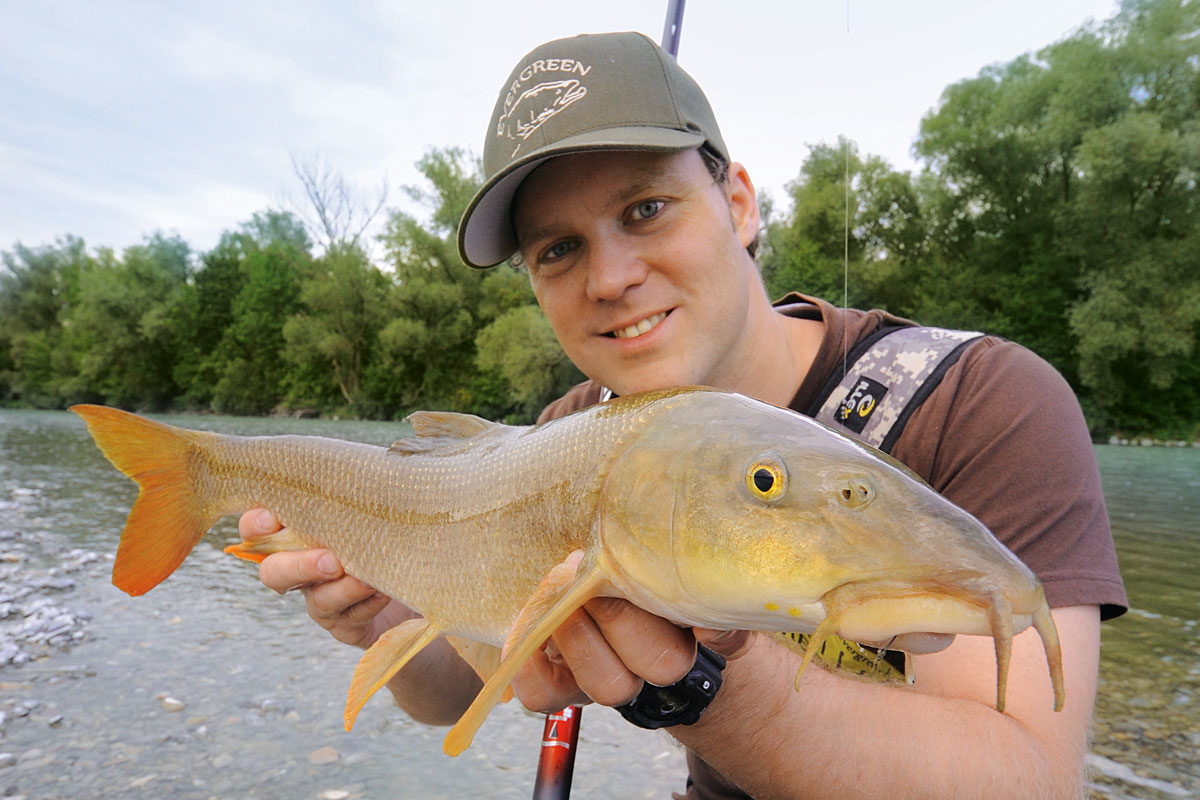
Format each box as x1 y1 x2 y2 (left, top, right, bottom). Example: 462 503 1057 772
288 152 389 256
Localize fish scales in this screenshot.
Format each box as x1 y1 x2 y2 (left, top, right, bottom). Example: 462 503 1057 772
162 397 669 644
71 387 1065 757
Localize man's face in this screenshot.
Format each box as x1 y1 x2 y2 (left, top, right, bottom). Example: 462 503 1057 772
512 149 760 397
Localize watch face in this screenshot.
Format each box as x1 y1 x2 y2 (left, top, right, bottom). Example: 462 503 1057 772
616 644 726 729
640 684 697 717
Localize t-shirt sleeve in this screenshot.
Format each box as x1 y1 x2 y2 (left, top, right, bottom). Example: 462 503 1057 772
536 379 605 424
893 338 1127 619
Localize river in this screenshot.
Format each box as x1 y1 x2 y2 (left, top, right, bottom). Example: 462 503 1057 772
0 409 1196 799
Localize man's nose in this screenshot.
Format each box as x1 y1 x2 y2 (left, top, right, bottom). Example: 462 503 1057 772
584 236 649 302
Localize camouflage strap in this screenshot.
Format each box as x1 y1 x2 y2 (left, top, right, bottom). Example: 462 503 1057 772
811 326 984 453
796 324 984 683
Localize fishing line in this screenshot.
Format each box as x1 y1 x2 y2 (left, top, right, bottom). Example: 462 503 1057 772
842 0 851 379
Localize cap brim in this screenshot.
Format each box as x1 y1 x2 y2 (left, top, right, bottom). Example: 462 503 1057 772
458 126 705 268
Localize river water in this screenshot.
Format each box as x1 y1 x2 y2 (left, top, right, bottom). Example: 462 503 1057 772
0 409 1196 799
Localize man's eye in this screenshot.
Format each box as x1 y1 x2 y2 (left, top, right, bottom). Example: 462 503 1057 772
632 199 664 220
539 240 576 264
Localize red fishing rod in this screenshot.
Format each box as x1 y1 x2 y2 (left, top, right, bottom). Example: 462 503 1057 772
531 703 583 799
529 6 686 798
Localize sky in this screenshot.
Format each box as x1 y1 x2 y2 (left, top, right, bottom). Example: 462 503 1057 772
1 0 1122 258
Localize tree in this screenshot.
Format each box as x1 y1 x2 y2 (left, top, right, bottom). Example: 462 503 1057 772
207 211 313 415
288 153 388 257
761 139 929 314
0 237 90 405
283 244 391 414
61 234 191 409
910 0 1199 433
475 304 582 420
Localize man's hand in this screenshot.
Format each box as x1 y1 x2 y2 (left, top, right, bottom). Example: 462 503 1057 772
506 550 755 714
237 508 417 650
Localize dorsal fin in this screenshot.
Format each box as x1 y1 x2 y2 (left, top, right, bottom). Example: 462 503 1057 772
389 411 502 454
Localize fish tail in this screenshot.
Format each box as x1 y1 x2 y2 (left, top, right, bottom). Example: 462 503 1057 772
71 405 218 596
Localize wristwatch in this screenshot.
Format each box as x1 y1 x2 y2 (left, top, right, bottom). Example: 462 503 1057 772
615 644 726 729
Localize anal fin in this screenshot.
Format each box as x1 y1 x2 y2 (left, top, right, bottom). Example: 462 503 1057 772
442 558 605 756
344 618 441 730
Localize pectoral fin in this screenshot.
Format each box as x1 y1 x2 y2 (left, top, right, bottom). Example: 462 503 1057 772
344 618 441 731
442 558 605 756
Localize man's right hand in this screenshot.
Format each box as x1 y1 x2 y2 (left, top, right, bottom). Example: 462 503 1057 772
237 508 417 650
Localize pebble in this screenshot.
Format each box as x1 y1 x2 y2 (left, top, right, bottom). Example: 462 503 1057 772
0 537 100 665
0 752 15 768
321 791 350 800
159 697 186 712
1086 754 1191 797
307 746 340 765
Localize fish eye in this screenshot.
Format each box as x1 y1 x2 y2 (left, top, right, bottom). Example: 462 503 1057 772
746 454 787 503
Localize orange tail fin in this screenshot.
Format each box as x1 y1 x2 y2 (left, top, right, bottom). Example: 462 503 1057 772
71 405 218 596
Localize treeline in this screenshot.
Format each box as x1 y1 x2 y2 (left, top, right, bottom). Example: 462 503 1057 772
0 150 582 422
1 0 1197 435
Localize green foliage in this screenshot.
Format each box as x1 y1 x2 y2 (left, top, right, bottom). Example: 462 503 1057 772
757 0 1199 435
283 244 390 414
476 305 584 420
0 237 89 406
66 234 192 409
204 212 312 415
761 138 928 312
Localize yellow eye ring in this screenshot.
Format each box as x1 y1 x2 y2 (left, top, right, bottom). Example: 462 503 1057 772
746 456 787 503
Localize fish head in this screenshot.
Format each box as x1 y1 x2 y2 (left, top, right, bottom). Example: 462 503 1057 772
597 390 1045 641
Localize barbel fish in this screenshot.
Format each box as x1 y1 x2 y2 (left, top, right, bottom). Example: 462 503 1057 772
71 387 1063 756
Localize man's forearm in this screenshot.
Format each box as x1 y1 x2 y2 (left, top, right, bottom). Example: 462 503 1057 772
385 637 484 726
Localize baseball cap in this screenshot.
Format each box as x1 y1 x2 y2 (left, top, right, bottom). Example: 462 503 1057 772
457 31 729 268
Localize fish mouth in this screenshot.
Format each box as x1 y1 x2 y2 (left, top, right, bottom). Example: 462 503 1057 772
605 310 670 340
795 580 1064 713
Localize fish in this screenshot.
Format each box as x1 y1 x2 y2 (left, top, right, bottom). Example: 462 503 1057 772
71 387 1064 756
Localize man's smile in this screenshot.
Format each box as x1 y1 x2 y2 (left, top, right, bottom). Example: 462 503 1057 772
608 310 670 340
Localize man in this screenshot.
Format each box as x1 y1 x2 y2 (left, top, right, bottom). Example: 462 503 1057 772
241 32 1126 797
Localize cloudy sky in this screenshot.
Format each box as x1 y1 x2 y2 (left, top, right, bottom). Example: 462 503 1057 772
2 0 1120 257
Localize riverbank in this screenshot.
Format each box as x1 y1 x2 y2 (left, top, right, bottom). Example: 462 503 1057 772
1105 436 1200 448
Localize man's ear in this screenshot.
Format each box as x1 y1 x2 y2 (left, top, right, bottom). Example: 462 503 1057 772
725 162 760 249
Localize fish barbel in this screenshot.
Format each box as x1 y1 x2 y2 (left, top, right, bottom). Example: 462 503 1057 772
71 387 1063 756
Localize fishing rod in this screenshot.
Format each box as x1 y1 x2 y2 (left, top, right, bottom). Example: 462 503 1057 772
529 8 687 799
662 0 686 58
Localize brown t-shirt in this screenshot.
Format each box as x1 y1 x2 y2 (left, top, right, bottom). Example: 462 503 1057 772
538 294 1127 798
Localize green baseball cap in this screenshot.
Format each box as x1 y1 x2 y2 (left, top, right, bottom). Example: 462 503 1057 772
457 31 729 268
